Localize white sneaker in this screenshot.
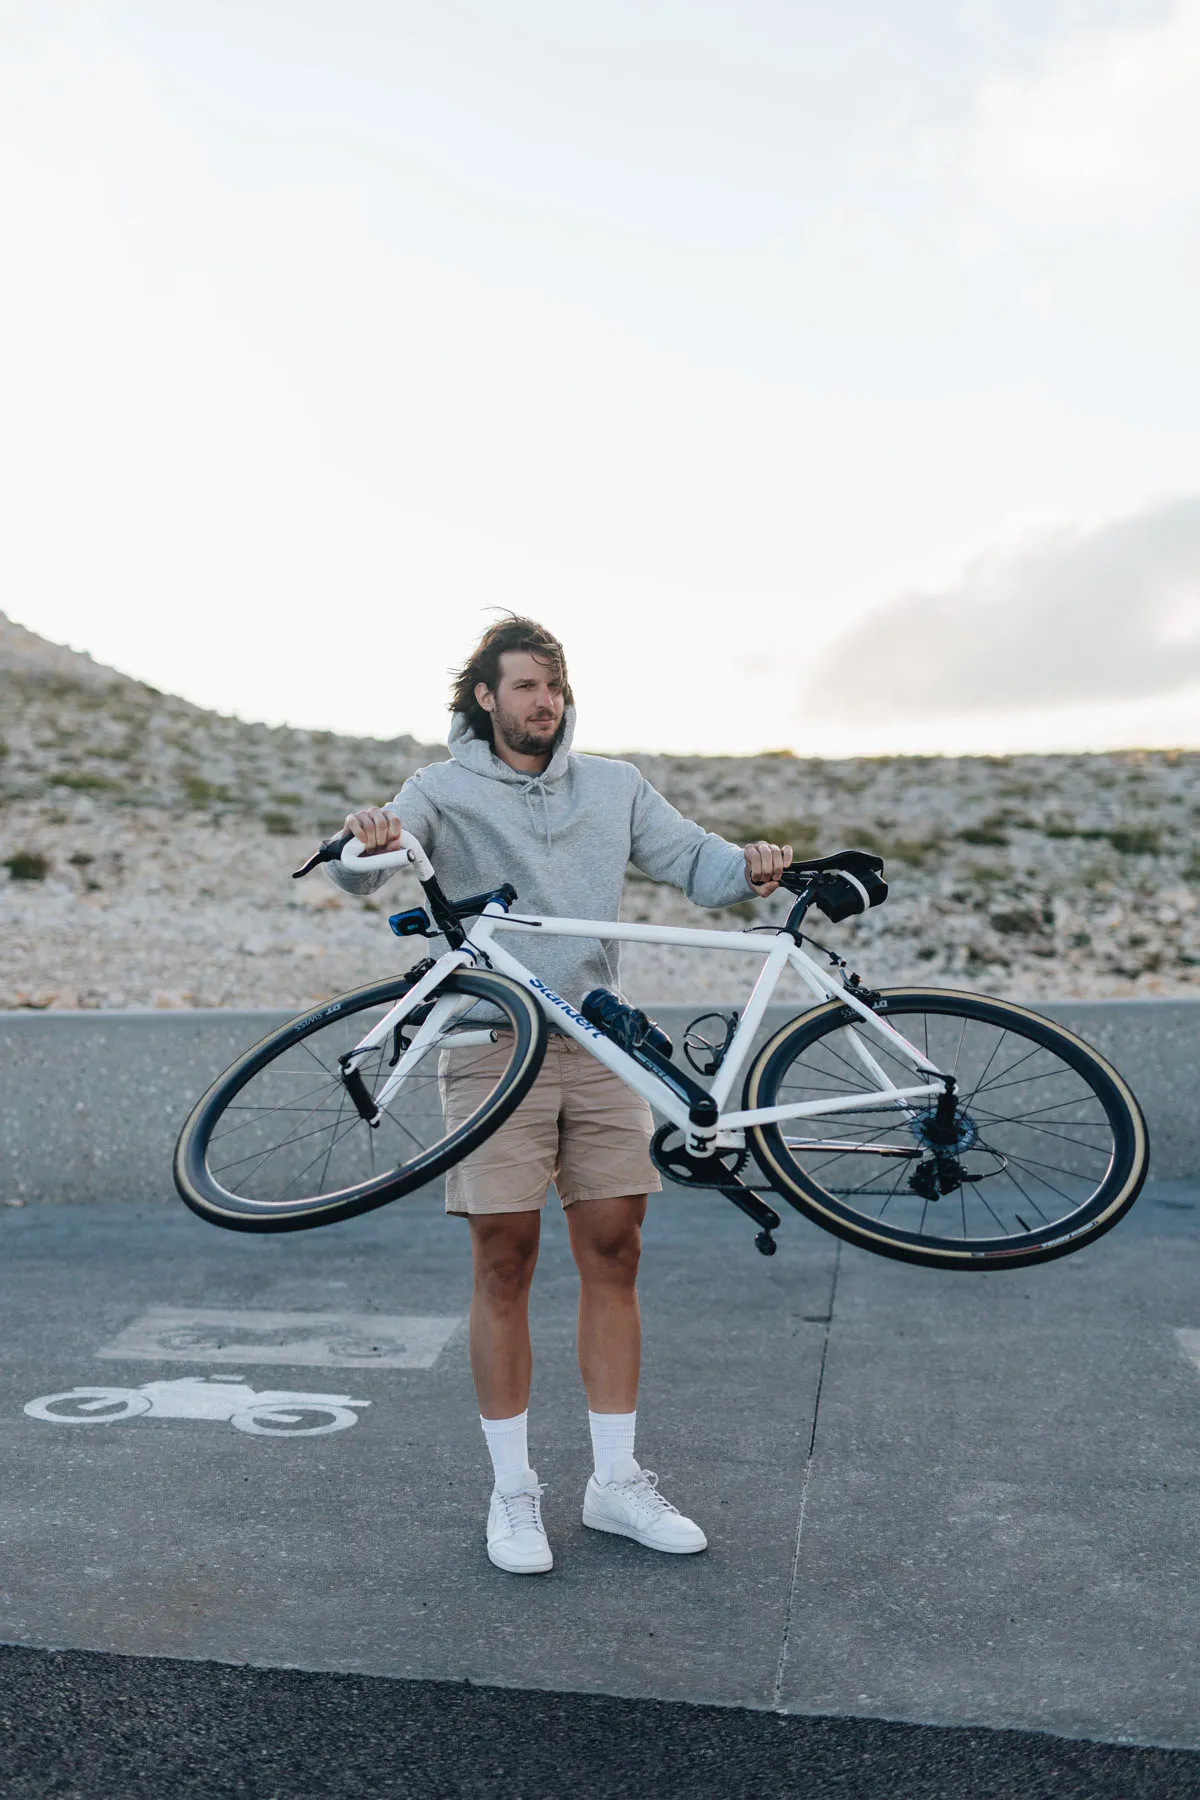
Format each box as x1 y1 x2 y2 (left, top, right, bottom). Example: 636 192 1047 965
486 1468 553 1574
582 1453 708 1554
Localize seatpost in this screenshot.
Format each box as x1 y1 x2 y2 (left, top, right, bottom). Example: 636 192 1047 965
783 879 819 940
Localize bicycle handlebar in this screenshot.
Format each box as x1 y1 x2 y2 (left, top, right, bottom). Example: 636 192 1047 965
340 829 434 882
291 827 434 882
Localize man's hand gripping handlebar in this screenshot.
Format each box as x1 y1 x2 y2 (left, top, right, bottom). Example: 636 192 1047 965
292 826 434 883
293 826 464 946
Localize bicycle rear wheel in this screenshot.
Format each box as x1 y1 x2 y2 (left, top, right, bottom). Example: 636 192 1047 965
174 968 546 1232
744 988 1148 1270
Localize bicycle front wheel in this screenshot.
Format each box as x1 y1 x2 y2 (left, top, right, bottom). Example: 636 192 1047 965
744 988 1148 1270
174 968 547 1232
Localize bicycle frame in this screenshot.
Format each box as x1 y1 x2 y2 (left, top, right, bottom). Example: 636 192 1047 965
341 890 948 1157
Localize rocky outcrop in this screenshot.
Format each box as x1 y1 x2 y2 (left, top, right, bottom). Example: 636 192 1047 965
3 613 1197 1009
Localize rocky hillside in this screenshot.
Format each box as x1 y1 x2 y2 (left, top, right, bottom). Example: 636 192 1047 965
2 610 1198 1009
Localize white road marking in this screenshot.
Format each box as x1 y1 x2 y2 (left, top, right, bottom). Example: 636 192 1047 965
95 1306 462 1369
25 1376 370 1436
1173 1328 1200 1375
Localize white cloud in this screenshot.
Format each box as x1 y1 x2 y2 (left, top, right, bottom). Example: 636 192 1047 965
798 495 1200 722
972 0 1200 225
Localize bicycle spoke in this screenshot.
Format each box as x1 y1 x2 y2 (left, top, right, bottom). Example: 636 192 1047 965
806 1033 884 1088
193 972 536 1210
776 1073 881 1099
315 1077 351 1197
950 1013 969 1075
978 1092 1108 1125
969 1110 1110 1158
969 1106 1109 1141
965 1028 1006 1103
210 1114 348 1178
874 1161 911 1220
757 991 1138 1257
210 1093 343 1145
221 1098 343 1113
999 1161 1054 1226
992 1143 1102 1183
965 1176 1016 1235
375 1096 433 1155
963 1057 1065 1101
276 1108 366 1201
1000 1151 1092 1205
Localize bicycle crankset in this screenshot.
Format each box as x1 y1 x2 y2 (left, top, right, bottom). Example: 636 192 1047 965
649 1126 780 1256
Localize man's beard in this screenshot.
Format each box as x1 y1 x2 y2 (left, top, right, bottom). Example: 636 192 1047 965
493 706 564 757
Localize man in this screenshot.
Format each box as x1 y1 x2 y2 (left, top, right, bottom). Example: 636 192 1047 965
327 617 791 1575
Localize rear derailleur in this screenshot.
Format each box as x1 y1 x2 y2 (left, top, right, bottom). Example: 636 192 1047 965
907 1080 989 1201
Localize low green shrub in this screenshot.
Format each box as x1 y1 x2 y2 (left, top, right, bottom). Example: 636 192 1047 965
52 771 123 792
887 837 944 867
5 851 50 881
1107 826 1161 856
958 822 1009 847
989 908 1042 935
180 774 228 806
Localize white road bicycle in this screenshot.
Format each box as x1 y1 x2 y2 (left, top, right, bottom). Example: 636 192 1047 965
174 830 1149 1270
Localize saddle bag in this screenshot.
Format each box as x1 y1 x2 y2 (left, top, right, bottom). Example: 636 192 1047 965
789 850 888 922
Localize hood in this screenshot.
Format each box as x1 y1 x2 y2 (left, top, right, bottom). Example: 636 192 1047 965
445 707 576 851
446 706 576 786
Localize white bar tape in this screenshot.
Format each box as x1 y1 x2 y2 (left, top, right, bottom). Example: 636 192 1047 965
340 829 434 883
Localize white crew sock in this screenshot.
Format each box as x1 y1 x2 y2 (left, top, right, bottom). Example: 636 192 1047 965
589 1409 637 1484
480 1410 530 1483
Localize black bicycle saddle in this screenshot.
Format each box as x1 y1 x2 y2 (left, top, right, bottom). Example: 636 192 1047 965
778 849 888 920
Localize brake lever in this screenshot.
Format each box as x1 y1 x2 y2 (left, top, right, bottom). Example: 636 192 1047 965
292 829 353 879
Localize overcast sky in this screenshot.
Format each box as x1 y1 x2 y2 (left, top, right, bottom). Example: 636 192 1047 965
2 0 1198 755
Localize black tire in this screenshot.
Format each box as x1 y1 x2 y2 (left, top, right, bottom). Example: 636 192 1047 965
174 968 547 1232
743 988 1149 1270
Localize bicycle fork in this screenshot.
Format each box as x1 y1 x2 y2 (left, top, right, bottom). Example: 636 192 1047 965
335 954 476 1127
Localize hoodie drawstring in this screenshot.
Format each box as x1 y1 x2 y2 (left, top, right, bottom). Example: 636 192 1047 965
516 772 617 984
516 775 554 852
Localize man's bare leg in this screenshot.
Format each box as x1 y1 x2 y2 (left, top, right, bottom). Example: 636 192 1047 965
468 1211 542 1418
566 1194 647 1412
569 1192 707 1552
468 1210 553 1574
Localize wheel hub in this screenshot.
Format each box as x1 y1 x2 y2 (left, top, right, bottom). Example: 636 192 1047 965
909 1105 979 1156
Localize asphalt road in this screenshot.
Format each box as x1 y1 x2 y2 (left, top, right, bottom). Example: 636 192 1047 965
4 1644 1200 1800
1 1177 1197 1796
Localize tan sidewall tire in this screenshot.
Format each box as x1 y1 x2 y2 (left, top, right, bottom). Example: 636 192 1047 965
173 969 547 1232
744 987 1149 1270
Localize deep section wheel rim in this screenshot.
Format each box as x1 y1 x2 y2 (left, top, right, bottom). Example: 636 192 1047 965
747 989 1146 1264
178 969 544 1225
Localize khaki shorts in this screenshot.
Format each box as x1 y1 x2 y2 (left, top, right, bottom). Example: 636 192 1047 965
439 1034 662 1215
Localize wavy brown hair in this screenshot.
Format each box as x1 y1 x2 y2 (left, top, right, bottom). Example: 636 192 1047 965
449 615 573 741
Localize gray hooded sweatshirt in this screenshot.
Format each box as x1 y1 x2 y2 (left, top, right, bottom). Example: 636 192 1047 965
324 707 757 1009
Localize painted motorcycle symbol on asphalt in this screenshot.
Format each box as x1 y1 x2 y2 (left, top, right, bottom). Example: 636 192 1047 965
153 1323 393 1360
24 1375 370 1436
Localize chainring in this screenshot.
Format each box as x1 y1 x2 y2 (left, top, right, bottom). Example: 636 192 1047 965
649 1125 750 1189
